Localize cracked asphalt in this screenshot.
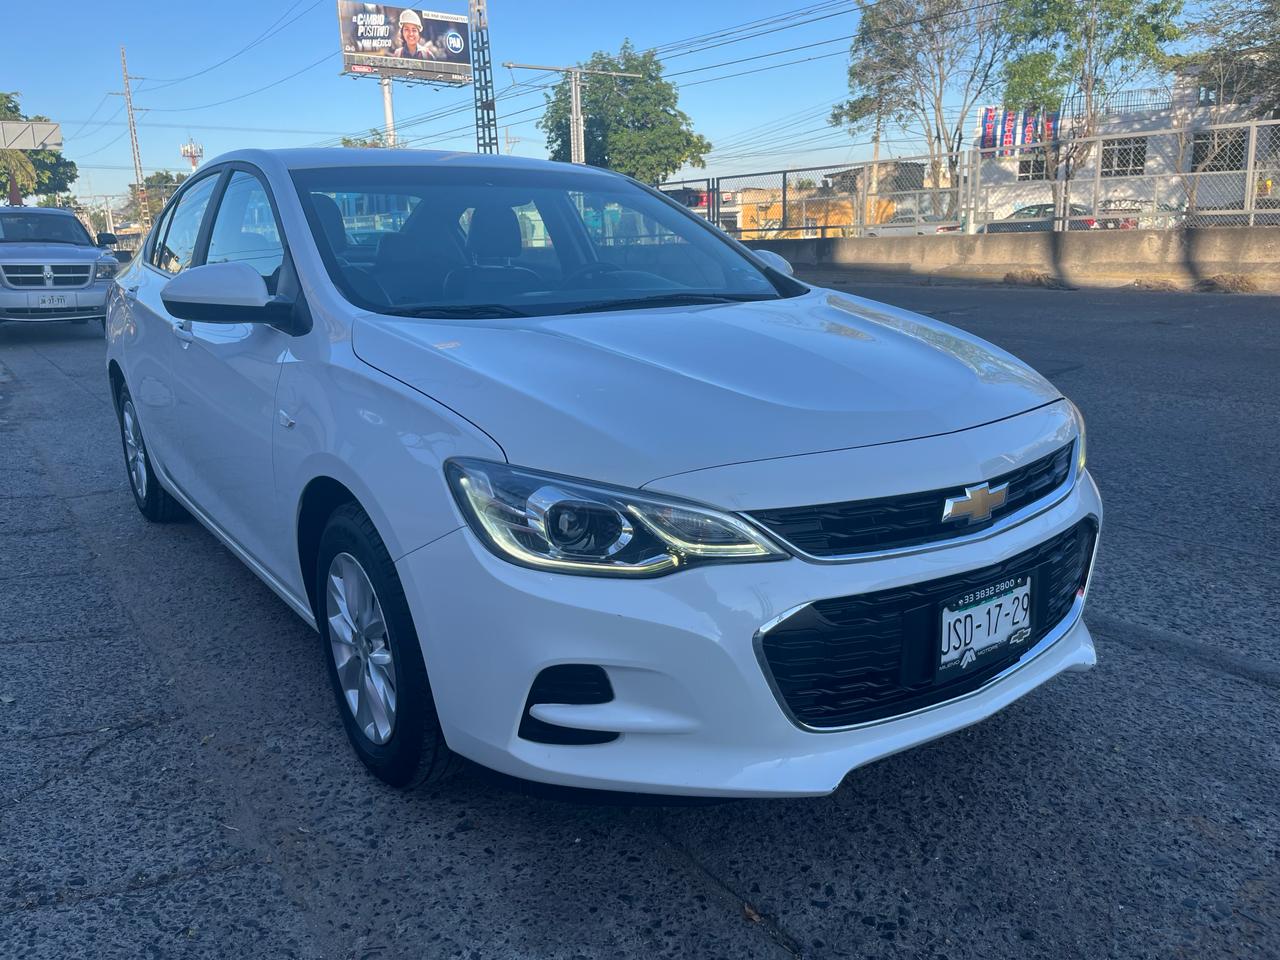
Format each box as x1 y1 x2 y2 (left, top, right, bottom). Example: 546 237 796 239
1 281 1277 959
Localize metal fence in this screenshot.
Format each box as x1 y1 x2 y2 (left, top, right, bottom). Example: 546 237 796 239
661 118 1280 239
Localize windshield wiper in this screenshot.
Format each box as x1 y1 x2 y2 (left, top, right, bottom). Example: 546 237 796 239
381 303 529 319
563 292 778 315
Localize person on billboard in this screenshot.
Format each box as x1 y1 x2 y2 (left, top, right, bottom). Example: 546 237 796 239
392 9 434 60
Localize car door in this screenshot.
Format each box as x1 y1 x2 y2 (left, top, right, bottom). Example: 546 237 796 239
167 166 293 572
126 173 220 476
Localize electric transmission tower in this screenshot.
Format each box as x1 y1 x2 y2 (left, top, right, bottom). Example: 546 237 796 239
469 0 499 154
115 47 150 227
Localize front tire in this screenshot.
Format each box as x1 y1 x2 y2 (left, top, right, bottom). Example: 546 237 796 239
115 385 185 523
316 503 456 788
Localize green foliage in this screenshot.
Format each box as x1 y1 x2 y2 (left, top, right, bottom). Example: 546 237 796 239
1001 0 1183 119
121 169 188 224
0 92 78 201
538 41 711 183
828 1 917 134
1180 0 1280 115
341 129 389 148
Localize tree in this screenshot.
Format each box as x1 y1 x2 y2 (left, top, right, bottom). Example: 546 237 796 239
830 0 1013 216
1178 0 1280 117
539 41 711 183
1 148 36 205
341 129 389 148
1001 0 1182 201
0 92 78 203
120 170 187 224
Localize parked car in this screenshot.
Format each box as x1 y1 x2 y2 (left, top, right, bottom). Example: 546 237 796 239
105 149 1101 797
0 206 121 332
865 213 961 237
980 204 1098 232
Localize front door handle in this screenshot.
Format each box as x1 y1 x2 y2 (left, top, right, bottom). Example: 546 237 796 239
172 323 194 343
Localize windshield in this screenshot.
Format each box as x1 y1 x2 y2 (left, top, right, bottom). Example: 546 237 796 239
0 211 93 245
291 164 799 318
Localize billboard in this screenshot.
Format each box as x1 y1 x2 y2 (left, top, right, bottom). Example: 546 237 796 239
338 3 471 84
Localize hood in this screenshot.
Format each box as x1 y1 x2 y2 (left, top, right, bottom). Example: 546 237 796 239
0 242 104 262
351 288 1060 487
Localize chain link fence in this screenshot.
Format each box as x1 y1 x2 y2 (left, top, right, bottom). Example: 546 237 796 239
662 119 1280 238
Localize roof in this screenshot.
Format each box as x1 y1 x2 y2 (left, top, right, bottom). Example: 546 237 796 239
205 147 617 178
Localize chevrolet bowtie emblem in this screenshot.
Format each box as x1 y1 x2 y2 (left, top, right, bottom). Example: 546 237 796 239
942 481 1009 524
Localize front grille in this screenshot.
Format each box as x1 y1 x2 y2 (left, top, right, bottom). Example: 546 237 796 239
759 519 1097 728
749 442 1075 558
51 264 93 287
2 265 44 287
1 264 93 288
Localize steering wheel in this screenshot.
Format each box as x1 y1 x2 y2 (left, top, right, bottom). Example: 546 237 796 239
562 261 623 287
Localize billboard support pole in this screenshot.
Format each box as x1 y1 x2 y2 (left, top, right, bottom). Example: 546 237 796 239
380 77 397 147
469 0 499 154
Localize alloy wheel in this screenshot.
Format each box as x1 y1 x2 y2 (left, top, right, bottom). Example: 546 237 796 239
325 552 397 745
120 399 148 499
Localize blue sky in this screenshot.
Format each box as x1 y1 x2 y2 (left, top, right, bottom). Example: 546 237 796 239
9 0 898 198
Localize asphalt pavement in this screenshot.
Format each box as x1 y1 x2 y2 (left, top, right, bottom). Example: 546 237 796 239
1 281 1277 960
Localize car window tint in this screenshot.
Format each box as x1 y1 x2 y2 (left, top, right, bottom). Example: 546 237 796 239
292 164 788 317
154 176 217 275
148 203 177 270
572 191 726 288
310 191 417 254
206 172 285 293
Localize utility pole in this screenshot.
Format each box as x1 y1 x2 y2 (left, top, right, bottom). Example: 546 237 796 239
469 0 499 154
117 47 150 228
502 126 520 154
380 77 397 147
502 61 640 164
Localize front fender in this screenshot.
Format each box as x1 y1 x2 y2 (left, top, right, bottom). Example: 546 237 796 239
273 347 503 600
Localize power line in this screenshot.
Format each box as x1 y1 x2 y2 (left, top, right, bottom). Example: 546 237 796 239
65 94 111 139
140 0 325 92
647 1 850 57
72 129 130 159
60 119 367 137
141 51 337 112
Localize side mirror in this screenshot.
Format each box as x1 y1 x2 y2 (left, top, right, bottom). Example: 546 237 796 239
96 231 118 246
160 261 289 324
752 248 794 277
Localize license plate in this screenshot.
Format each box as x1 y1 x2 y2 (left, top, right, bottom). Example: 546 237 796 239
38 294 68 308
939 576 1033 680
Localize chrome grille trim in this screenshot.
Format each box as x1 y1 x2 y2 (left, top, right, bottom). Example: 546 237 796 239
1 263 95 289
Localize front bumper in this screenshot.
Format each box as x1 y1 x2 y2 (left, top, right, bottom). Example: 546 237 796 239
396 469 1102 798
0 283 109 322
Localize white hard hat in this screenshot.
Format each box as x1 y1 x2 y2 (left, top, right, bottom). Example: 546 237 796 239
398 9 422 29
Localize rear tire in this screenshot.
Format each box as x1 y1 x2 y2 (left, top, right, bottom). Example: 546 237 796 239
115 385 185 523
316 503 456 788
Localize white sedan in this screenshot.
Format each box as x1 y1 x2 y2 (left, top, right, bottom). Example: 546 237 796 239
105 149 1101 797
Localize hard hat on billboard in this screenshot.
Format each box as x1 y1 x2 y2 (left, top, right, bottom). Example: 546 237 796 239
398 9 423 29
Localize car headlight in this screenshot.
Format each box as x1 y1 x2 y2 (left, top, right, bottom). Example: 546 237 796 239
1070 401 1087 472
96 259 120 280
445 458 787 577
